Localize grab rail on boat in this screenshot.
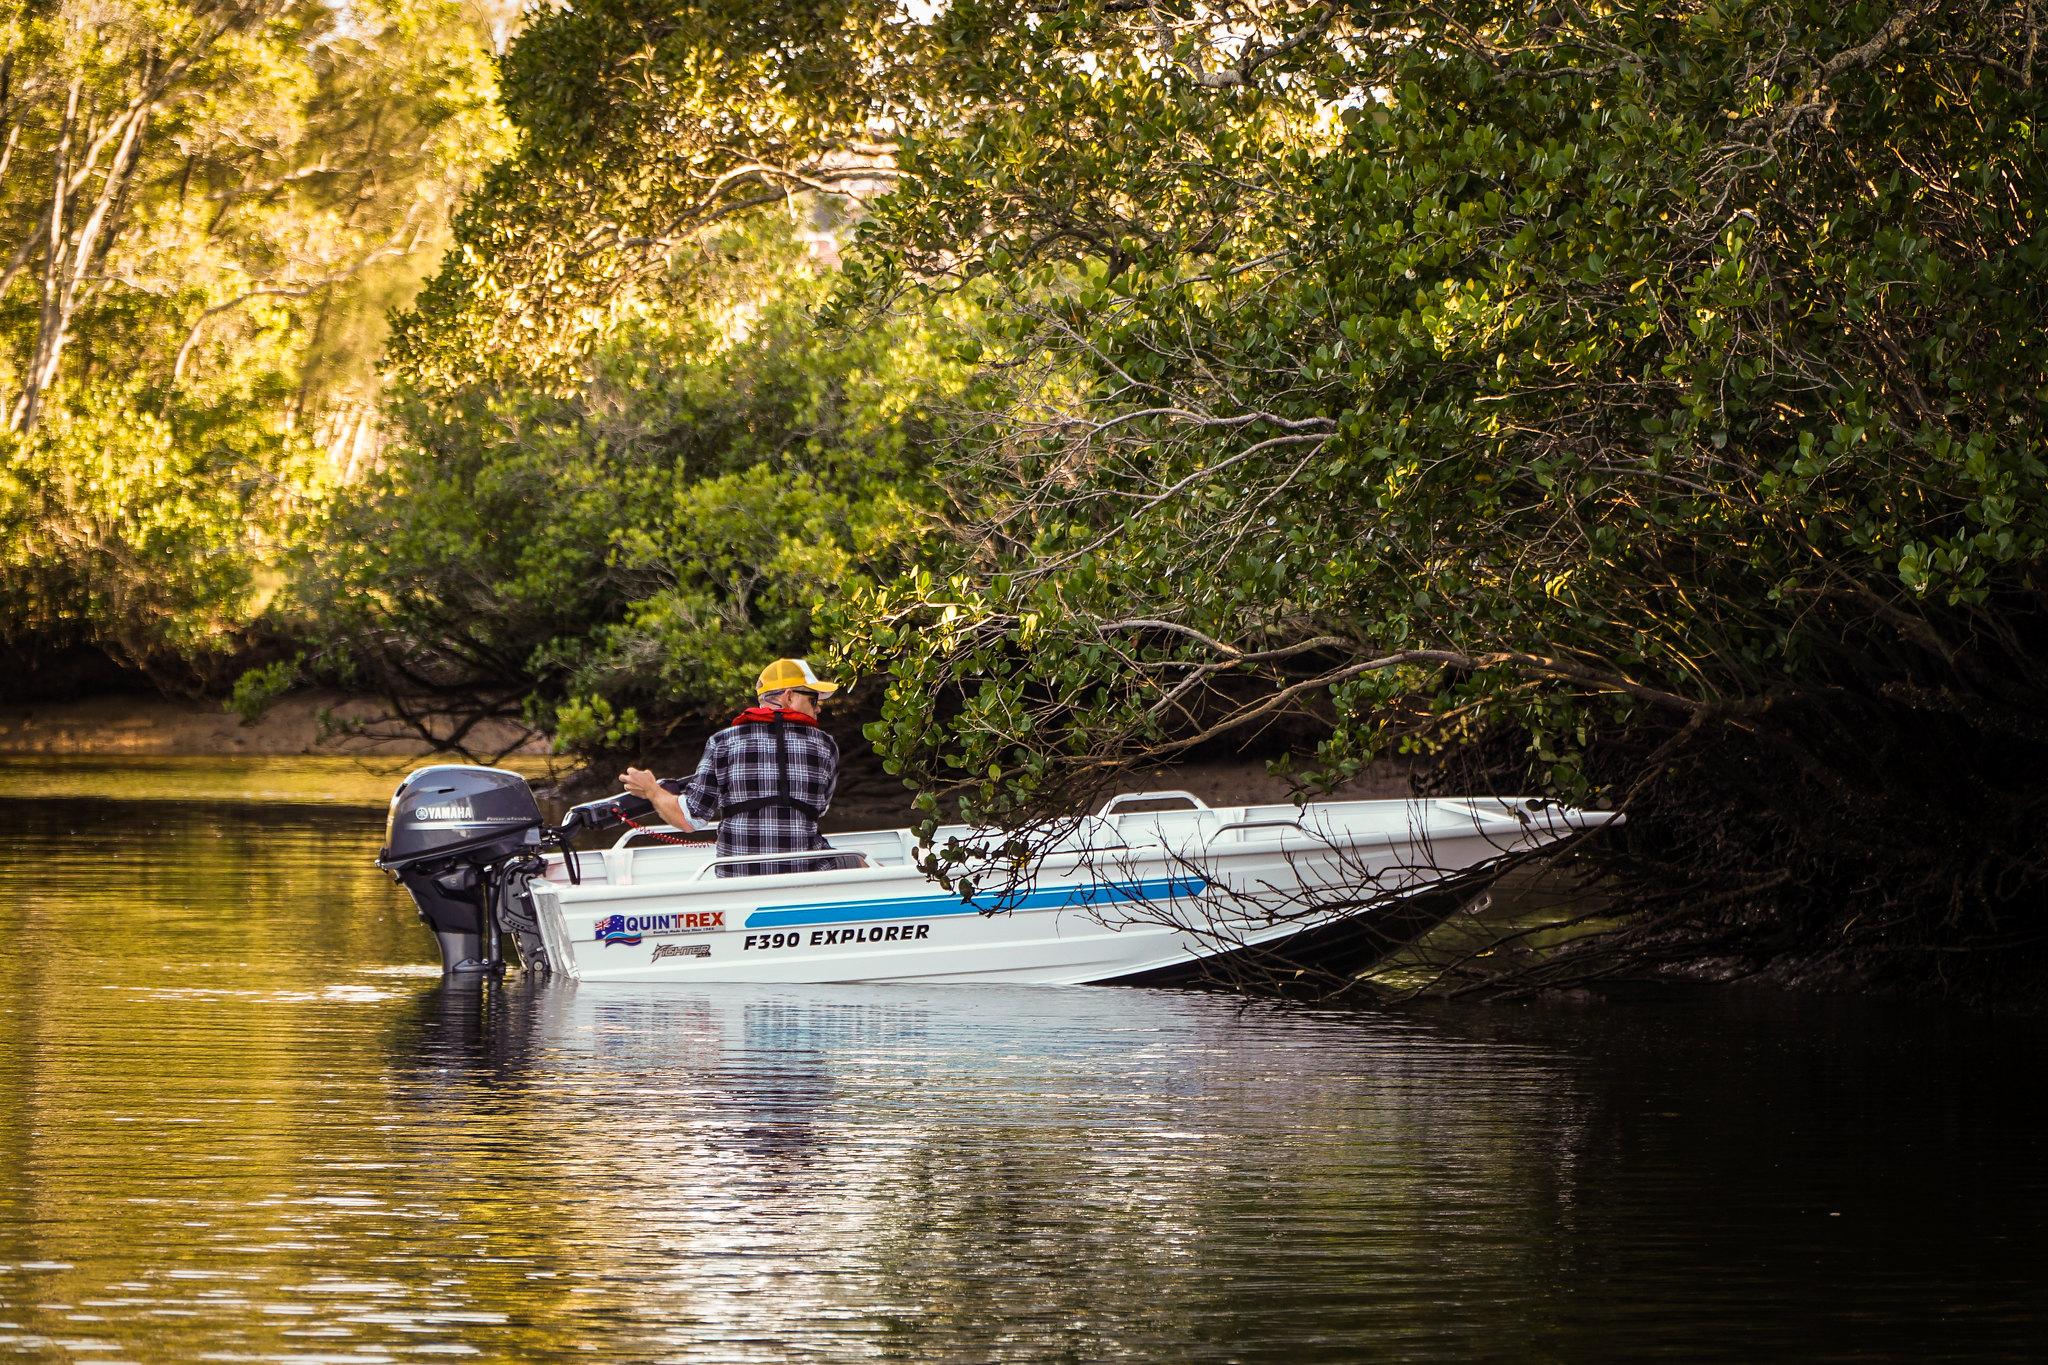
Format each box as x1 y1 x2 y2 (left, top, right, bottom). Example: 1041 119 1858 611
690 848 875 880
1097 790 1211 816
1209 817 1310 842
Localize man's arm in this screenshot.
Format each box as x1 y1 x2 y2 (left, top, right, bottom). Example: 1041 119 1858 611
818 731 839 816
680 743 721 824
618 767 695 831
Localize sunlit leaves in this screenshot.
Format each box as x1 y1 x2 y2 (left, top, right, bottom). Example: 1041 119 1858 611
0 1 505 680
297 227 972 753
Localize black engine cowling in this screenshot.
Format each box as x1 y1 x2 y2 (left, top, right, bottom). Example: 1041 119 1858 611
378 765 544 973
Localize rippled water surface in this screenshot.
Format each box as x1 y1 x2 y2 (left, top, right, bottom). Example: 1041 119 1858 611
3 757 2045 1362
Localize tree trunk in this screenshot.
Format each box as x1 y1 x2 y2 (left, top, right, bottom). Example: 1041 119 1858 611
9 84 148 436
8 76 79 434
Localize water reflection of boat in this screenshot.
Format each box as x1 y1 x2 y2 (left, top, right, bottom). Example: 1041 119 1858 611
379 767 1615 987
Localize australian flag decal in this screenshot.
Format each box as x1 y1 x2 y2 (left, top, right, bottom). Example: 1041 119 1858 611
593 914 641 947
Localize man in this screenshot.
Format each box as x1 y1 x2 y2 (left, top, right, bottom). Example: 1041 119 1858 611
619 658 842 877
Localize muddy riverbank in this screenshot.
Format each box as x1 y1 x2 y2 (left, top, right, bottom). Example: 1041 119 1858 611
0 691 1413 833
0 690 545 759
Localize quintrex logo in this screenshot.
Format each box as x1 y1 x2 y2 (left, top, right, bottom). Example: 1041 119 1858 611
414 802 475 821
594 911 725 947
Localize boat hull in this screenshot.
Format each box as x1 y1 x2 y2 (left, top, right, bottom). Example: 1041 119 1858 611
520 797 1613 987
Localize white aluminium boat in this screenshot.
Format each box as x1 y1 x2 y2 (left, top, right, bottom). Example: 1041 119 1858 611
378 766 1616 988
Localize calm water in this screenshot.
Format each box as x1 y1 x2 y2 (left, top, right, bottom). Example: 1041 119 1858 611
2 757 2044 1362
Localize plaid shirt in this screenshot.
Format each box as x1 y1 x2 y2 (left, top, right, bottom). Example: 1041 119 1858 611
682 714 840 877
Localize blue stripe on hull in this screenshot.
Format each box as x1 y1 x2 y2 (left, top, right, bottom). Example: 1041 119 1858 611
745 875 1208 929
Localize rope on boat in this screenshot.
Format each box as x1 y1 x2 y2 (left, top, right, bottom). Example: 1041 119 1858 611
618 811 698 846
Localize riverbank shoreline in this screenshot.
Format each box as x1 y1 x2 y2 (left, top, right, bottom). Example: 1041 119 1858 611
0 691 1417 832
6 722 2026 1010
0 690 546 759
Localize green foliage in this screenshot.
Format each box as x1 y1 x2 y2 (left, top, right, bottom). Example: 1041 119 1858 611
290 226 972 755
0 386 276 668
0 0 504 684
388 0 952 394
226 652 304 724
280 2 1036 756
831 1 2048 847
549 693 640 754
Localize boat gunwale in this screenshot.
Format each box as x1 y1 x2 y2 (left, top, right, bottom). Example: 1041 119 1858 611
536 800 1589 910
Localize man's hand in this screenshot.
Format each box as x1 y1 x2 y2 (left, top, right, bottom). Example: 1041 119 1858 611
619 766 693 832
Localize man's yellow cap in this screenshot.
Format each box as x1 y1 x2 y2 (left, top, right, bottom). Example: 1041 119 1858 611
756 657 840 697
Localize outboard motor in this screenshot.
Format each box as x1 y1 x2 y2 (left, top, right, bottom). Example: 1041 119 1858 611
378 765 545 974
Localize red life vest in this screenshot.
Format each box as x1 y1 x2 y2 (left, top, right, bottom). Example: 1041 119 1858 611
731 706 818 728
